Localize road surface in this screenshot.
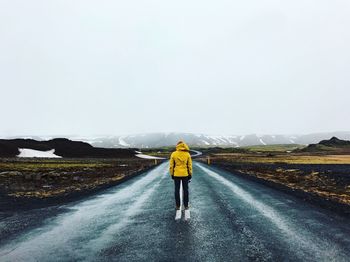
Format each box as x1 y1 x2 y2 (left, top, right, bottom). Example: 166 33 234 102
1 162 350 261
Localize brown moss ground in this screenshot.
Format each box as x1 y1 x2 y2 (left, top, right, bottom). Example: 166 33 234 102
0 158 159 199
198 153 350 206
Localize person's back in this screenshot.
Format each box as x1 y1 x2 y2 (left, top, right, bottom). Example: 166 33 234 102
169 141 192 220
170 142 192 178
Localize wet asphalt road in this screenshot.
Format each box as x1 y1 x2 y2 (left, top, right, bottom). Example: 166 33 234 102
1 162 350 261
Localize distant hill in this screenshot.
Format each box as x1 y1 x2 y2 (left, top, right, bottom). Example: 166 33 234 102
3 131 350 148
0 138 136 158
68 131 350 148
298 137 350 153
319 137 350 147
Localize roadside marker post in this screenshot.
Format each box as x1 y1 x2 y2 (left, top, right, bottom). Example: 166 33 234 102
207 156 210 165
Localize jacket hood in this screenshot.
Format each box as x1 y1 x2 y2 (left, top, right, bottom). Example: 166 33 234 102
176 141 190 152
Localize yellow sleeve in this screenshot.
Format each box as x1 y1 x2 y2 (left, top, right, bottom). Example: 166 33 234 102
187 154 193 176
169 153 175 176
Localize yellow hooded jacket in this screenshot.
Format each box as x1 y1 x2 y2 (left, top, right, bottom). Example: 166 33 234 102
169 141 193 177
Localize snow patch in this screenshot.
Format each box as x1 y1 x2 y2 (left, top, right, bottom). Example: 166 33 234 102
135 154 165 160
202 140 210 145
118 137 130 147
259 138 267 145
17 149 62 158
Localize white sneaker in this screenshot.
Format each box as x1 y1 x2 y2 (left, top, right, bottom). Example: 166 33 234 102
184 209 190 220
175 210 181 220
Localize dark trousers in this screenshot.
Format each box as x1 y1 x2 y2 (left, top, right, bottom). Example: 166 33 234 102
174 177 189 208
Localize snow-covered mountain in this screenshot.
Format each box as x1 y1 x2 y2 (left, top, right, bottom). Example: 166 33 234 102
4 132 350 148
61 132 350 148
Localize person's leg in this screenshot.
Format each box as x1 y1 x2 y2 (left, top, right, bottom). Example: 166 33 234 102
174 178 181 209
182 177 189 208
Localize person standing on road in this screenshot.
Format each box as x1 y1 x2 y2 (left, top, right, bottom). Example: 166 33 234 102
169 140 193 220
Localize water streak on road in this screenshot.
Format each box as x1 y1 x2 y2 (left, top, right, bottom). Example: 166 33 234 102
197 164 347 261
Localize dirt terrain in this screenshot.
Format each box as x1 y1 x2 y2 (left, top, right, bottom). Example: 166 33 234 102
196 152 350 215
0 158 160 210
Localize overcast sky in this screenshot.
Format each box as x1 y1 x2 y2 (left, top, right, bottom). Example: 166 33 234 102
1 0 349 137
